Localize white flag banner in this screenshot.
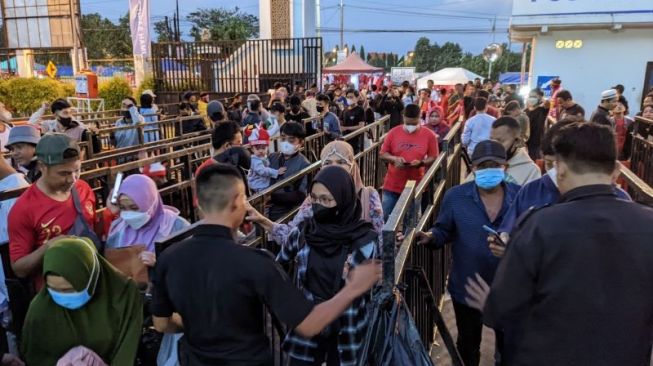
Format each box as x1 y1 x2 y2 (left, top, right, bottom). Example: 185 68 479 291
129 0 151 56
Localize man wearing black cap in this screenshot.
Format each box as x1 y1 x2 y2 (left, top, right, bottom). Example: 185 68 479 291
416 139 520 366
8 133 97 289
380 104 438 221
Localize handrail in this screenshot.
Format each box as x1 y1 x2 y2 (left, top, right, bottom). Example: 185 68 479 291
619 162 653 206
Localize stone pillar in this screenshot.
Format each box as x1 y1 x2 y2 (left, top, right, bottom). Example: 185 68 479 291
16 50 35 77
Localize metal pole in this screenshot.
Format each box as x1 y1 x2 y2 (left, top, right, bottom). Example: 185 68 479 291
488 60 493 80
339 0 344 49
316 0 321 38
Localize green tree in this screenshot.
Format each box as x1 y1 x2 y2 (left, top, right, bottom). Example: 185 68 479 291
433 42 463 70
359 45 365 61
413 37 433 72
187 7 259 41
153 19 174 42
351 45 356 54
81 13 132 60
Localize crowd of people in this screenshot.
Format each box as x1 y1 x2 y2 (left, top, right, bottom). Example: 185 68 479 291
0 74 646 366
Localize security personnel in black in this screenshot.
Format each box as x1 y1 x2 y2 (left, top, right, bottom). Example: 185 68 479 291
150 163 381 366
482 123 653 365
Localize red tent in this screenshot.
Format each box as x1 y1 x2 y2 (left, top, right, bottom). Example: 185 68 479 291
323 53 384 74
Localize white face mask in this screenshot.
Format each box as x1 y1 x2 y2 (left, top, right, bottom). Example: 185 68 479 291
280 141 298 155
547 167 558 188
120 210 151 230
347 98 356 106
404 125 418 134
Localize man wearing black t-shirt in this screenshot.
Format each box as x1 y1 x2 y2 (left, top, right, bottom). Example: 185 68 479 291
152 164 381 366
285 95 313 134
556 90 585 122
342 89 366 153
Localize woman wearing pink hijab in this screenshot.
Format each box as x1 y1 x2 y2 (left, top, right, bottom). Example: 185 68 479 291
106 174 189 267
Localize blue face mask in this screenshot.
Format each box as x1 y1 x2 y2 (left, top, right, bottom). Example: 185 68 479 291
47 242 99 310
474 167 505 190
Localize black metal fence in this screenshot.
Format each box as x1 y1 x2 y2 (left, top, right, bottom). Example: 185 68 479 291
151 38 322 104
381 122 465 365
630 116 653 187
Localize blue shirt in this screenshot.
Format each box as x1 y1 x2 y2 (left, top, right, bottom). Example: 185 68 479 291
114 107 142 148
429 181 520 304
461 112 496 155
499 174 632 234
323 112 342 140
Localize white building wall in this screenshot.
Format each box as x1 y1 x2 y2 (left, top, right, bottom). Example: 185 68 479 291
531 28 653 118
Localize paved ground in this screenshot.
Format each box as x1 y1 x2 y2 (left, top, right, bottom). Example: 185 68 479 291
431 293 496 366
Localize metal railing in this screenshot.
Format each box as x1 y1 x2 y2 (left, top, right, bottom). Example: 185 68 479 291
381 122 465 365
630 116 653 187
618 162 653 207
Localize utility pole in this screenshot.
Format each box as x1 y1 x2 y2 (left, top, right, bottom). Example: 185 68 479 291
339 0 344 50
175 0 181 41
316 0 321 38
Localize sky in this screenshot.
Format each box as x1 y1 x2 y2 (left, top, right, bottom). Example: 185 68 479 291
80 0 514 56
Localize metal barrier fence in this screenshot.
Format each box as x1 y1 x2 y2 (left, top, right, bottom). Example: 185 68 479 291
618 162 653 207
381 122 465 365
151 38 322 102
630 116 653 187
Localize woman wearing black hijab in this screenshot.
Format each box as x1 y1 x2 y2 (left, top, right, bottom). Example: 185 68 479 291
277 166 378 366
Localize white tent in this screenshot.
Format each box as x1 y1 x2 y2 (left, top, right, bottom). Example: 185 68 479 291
416 67 484 89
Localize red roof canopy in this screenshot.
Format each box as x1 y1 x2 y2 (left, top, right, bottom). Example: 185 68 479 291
323 52 384 74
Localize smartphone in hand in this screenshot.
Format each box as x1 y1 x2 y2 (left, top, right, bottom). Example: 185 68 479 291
110 172 124 205
482 225 506 247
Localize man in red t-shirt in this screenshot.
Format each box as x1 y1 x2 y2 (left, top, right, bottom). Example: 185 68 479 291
380 104 439 221
8 133 96 289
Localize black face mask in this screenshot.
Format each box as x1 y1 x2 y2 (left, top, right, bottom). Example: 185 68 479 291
122 110 132 120
58 117 73 127
291 106 300 113
312 203 338 223
250 101 260 111
316 106 325 113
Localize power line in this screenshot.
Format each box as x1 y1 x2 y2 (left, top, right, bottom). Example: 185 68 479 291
346 5 509 21
317 27 509 34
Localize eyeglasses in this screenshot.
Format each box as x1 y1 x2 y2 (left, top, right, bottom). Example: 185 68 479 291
310 194 335 206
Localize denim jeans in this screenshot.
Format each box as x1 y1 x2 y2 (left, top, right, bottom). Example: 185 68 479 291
382 190 419 229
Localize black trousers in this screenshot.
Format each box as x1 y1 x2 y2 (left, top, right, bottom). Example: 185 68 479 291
452 300 483 366
288 333 340 366
452 300 504 366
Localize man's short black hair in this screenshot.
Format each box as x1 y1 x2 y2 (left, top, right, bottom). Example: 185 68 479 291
553 122 616 175
477 90 490 99
381 86 389 93
504 100 521 113
474 97 488 111
51 99 71 113
557 90 573 101
270 103 286 114
492 116 521 135
404 104 421 119
345 89 359 97
289 95 302 106
211 121 241 150
371 85 378 92
532 88 544 98
541 119 576 156
280 121 306 139
196 163 244 212
613 84 625 94
316 93 331 103
273 82 283 89
401 81 410 88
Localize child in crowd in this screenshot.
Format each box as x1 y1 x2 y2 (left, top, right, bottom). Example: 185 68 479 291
247 129 286 193
268 122 310 221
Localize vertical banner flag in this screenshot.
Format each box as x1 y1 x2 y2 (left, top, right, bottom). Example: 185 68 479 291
129 0 151 57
